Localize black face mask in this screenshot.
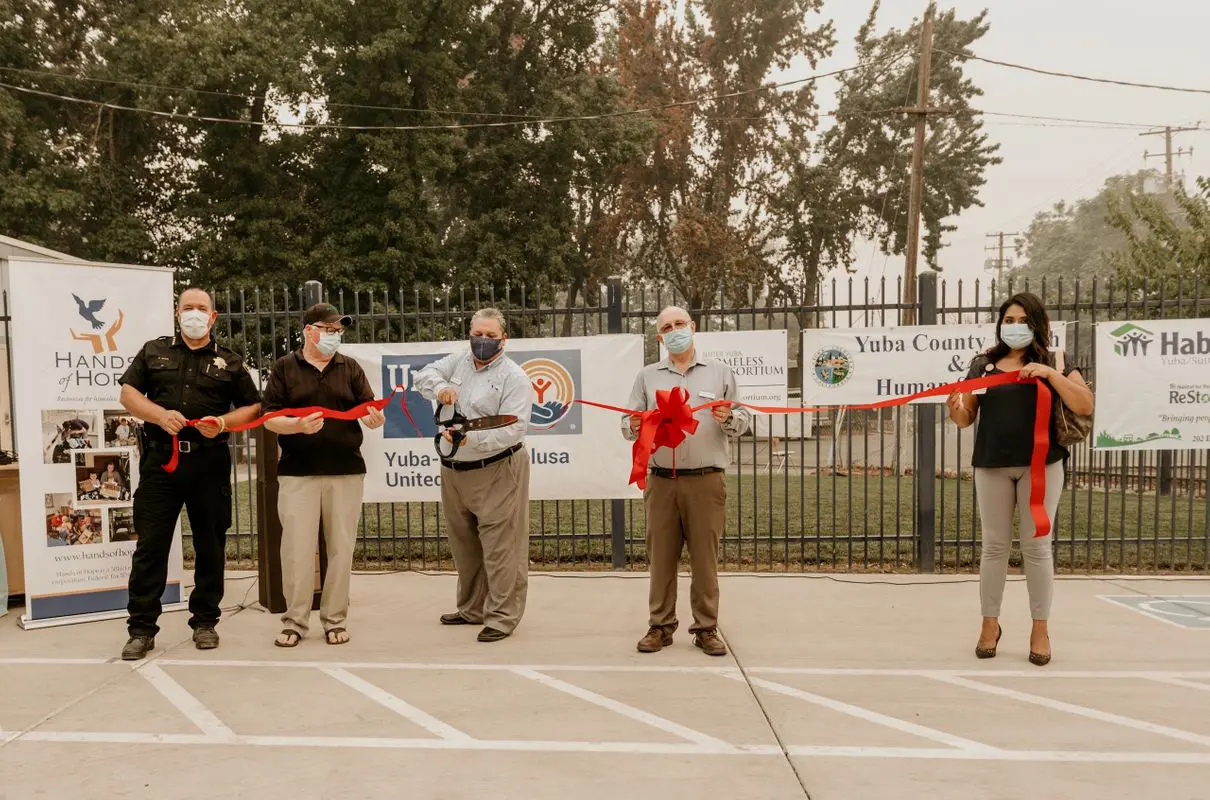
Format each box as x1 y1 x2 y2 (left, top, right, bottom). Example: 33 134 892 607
471 335 503 361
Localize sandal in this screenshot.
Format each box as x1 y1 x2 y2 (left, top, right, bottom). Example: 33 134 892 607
325 628 349 646
274 629 302 648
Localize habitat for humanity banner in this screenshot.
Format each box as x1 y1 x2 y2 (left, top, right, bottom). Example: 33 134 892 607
343 334 644 501
6 258 183 629
1094 318 1210 450
802 323 1068 405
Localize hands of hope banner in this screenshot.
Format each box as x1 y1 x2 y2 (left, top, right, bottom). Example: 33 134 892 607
161 371 1054 537
577 370 1056 538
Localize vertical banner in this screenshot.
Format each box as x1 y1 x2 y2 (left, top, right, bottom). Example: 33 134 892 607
1094 319 1210 449
7 258 183 629
343 334 644 501
660 330 800 437
802 323 1068 405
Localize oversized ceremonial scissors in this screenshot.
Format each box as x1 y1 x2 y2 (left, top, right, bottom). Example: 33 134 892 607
433 404 519 458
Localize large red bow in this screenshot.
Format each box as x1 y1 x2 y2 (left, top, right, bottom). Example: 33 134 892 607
626 386 700 489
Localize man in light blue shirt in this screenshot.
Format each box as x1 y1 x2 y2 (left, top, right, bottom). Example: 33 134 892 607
414 308 532 642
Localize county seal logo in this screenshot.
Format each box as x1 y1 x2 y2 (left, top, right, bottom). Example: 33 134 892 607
811 347 853 388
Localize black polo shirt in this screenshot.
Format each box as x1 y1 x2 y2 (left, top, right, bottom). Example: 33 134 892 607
119 336 261 447
262 350 375 476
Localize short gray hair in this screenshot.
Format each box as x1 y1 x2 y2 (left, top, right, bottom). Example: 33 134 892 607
471 307 507 334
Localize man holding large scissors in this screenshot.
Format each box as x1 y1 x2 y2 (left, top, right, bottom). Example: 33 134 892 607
414 308 532 642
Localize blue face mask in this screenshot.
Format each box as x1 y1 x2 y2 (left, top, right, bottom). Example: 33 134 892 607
662 328 694 354
1000 322 1034 350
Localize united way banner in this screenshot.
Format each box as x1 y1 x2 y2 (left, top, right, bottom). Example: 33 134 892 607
343 335 644 501
5 258 184 629
802 323 1068 406
1094 319 1210 450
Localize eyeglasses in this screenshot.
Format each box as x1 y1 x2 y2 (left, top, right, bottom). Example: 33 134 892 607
657 319 690 334
312 325 344 335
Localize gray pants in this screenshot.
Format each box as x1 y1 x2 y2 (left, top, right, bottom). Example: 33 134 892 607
974 461 1064 620
439 448 531 634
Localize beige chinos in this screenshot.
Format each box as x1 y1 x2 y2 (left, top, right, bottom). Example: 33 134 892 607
439 449 531 633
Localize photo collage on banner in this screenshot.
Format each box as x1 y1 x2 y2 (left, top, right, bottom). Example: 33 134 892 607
343 335 644 502
6 258 182 628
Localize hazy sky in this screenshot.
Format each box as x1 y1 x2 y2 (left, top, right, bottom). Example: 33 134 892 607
783 0 1208 297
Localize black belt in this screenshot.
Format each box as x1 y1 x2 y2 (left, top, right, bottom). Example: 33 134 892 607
649 466 723 478
148 437 226 453
440 443 522 471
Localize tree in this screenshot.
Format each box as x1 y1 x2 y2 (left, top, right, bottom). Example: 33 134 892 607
1107 175 1210 298
615 0 836 313
771 2 1001 303
1009 171 1157 287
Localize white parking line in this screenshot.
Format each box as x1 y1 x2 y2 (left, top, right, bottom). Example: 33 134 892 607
13 730 1210 763
511 668 737 751
1146 676 1210 694
138 664 238 742
723 672 999 753
320 668 473 741
930 675 1210 749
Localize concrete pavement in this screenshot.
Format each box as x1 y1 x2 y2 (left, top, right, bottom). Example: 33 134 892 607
2 571 1209 799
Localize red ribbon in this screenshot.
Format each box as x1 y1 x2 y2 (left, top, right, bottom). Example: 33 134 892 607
580 370 1056 537
160 386 416 473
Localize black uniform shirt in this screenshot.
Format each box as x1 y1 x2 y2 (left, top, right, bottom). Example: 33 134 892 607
261 350 375 476
119 336 261 446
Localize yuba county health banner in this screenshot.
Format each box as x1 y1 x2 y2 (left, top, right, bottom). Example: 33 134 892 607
343 335 644 502
1094 318 1210 450
5 258 185 629
802 323 1068 406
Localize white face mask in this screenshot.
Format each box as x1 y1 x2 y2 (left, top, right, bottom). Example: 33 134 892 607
315 331 342 357
179 310 211 339
999 322 1035 350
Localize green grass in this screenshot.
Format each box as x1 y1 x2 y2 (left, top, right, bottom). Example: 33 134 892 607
184 475 1208 573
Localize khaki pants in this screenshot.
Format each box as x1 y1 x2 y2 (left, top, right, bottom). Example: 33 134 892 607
439 448 531 634
644 471 726 633
278 475 365 634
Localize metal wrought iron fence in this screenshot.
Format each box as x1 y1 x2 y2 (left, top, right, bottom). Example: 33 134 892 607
193 274 1209 575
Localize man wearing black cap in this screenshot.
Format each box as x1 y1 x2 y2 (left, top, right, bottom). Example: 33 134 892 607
262 303 384 648
118 288 262 660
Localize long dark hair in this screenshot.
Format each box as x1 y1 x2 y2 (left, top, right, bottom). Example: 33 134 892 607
984 292 1052 365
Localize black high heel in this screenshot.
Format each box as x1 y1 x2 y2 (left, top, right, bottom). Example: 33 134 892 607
975 624 1002 659
1029 634 1051 666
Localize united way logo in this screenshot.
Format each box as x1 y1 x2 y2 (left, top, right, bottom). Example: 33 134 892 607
811 347 852 388
522 357 575 429
380 349 582 439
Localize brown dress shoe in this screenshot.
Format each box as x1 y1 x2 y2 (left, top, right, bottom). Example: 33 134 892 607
693 629 727 656
637 626 674 653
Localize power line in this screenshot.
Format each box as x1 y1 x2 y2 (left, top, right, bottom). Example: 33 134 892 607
0 56 906 133
938 49 1210 96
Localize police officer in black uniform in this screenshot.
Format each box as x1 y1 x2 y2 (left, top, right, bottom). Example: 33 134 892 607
117 288 262 660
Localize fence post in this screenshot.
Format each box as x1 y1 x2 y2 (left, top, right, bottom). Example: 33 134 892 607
606 276 627 569
914 272 938 573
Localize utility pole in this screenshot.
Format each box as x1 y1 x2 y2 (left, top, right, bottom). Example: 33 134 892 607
984 231 1019 289
902 2 939 324
1140 125 1198 188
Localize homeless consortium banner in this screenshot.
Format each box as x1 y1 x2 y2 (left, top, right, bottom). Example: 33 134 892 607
802 322 1068 406
6 257 184 629
1093 318 1210 450
343 334 644 501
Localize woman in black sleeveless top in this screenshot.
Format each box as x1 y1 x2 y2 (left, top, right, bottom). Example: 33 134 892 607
947 293 1093 666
